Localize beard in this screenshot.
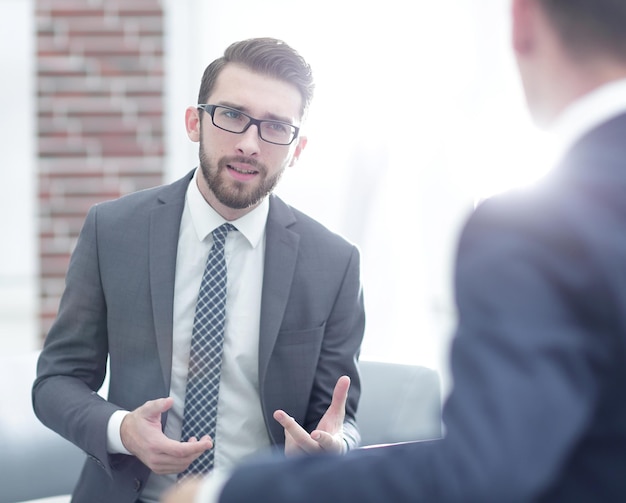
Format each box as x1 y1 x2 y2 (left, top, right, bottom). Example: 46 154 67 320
198 142 284 210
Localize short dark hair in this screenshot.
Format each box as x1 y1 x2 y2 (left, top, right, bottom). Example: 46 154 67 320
197 37 315 119
539 0 626 60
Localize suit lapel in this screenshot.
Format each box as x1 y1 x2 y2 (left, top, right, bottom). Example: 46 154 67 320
149 171 193 391
258 195 299 386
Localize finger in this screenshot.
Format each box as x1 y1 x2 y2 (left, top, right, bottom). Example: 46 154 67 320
310 430 342 452
176 435 213 453
328 375 350 416
155 437 213 467
273 410 319 453
136 436 213 475
186 436 214 450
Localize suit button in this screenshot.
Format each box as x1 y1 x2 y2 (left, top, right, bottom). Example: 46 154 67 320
134 478 142 491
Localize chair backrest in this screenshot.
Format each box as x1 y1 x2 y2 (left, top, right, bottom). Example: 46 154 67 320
0 351 84 503
356 360 442 446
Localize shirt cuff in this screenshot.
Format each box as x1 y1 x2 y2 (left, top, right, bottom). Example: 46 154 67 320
196 469 232 503
107 409 132 454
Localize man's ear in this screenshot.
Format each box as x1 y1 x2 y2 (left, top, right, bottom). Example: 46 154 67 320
185 106 201 142
289 136 308 167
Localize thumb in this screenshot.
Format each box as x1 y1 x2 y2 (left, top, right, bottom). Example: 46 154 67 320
140 397 174 419
311 430 338 451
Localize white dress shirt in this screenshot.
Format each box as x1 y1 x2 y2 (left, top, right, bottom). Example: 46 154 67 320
551 78 626 160
107 169 272 503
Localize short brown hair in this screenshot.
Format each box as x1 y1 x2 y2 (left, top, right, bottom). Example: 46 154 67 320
197 37 315 119
539 0 626 60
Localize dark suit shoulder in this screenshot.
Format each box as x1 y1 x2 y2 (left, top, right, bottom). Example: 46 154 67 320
94 170 192 216
269 194 359 254
456 140 626 337
472 112 626 230
467 136 626 251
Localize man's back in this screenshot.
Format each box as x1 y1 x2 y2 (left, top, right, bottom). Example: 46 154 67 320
449 111 626 501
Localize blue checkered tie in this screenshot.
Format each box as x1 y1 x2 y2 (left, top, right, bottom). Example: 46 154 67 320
179 223 235 477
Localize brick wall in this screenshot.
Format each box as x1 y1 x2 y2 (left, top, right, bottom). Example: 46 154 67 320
36 0 165 339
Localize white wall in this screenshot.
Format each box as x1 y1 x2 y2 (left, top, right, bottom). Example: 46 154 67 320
0 0 38 354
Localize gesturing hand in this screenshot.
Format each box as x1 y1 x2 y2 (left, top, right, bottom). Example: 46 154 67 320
273 375 351 456
120 397 213 474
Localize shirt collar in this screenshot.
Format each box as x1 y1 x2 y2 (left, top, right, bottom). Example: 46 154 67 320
186 168 269 248
551 78 626 160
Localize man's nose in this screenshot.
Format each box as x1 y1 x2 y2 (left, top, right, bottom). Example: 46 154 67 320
235 124 261 155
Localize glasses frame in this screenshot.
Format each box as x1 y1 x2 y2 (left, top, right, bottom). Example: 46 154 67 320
197 104 300 146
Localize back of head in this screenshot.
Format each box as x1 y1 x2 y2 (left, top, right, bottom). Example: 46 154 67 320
539 0 626 61
197 37 315 119
514 0 626 126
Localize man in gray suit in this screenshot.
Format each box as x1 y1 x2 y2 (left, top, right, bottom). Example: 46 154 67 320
32 37 365 503
166 0 626 502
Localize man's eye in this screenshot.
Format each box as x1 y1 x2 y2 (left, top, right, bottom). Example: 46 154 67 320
223 110 243 120
267 122 288 133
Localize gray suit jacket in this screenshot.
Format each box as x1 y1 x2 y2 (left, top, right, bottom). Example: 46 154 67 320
32 169 365 503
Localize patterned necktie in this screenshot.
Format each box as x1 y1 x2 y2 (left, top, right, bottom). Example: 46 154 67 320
179 223 235 478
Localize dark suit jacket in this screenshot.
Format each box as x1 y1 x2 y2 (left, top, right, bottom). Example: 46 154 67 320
216 114 626 502
32 169 365 503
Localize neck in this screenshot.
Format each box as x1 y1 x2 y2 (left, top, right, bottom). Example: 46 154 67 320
531 55 626 127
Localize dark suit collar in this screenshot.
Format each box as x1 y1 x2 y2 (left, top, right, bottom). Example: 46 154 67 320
156 168 195 205
150 170 194 391
554 112 626 183
567 112 626 155
266 193 298 227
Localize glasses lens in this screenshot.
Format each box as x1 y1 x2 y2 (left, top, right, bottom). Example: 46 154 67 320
259 122 296 145
212 106 249 133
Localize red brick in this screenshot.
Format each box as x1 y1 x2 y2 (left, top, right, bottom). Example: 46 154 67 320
40 254 72 276
40 277 66 297
39 216 87 235
37 56 90 76
39 140 91 158
40 236 76 254
36 0 164 338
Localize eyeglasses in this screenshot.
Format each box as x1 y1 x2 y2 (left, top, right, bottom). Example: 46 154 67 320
197 104 300 146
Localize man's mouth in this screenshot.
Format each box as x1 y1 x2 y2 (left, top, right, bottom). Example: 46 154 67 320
228 164 258 175
225 161 261 182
